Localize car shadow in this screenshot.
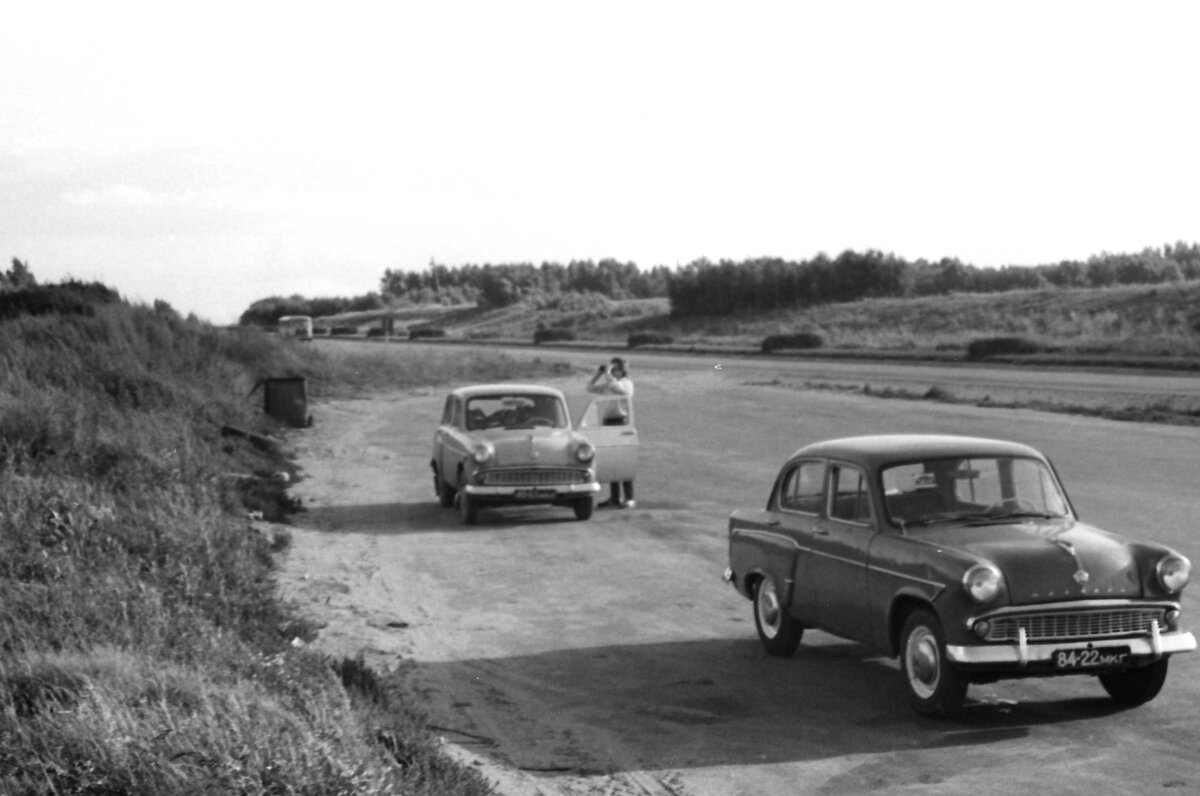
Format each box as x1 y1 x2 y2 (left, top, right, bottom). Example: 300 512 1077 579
297 499 597 535
406 635 1134 774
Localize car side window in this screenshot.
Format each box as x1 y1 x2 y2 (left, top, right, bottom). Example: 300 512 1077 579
830 465 873 524
778 461 825 514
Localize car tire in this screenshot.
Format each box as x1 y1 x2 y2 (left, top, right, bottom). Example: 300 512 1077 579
435 469 456 508
900 608 968 718
1099 659 1169 706
753 575 803 656
573 496 594 521
459 491 479 525
458 492 477 523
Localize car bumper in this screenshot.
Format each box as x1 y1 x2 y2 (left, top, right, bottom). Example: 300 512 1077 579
462 482 600 498
947 626 1196 669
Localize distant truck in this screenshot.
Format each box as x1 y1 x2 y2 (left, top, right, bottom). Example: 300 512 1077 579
278 315 313 341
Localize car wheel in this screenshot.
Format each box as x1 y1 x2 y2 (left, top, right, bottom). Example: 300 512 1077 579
459 491 479 525
573 496 594 520
900 608 968 718
1099 659 1169 706
753 575 802 656
435 469 456 508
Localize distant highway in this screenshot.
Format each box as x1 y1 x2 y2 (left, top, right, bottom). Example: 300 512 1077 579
320 339 1200 406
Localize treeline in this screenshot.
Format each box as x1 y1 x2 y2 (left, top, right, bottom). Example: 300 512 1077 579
380 258 672 307
237 242 1200 326
239 292 388 327
239 259 672 326
668 243 1200 317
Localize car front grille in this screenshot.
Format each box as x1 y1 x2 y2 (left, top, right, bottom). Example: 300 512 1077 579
478 468 589 486
984 607 1166 643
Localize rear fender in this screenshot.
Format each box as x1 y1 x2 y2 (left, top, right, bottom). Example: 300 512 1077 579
729 518 800 604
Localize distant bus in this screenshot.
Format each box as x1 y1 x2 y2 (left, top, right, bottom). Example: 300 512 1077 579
278 315 313 341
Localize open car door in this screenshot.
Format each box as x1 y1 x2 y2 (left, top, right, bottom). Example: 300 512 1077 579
577 395 639 484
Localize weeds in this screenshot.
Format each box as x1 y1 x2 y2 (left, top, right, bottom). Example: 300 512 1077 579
1 293 511 794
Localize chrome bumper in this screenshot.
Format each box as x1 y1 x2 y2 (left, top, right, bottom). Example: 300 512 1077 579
948 625 1196 667
462 482 600 497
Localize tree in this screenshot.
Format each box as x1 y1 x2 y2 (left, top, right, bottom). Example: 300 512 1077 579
478 269 518 307
1 258 37 291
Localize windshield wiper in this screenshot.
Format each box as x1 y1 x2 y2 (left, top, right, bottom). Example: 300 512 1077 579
964 511 1056 525
903 515 965 527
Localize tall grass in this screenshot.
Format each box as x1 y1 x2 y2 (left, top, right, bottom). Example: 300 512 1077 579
1 296 531 794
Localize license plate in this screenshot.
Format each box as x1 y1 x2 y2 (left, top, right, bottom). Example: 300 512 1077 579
1052 646 1131 670
514 488 555 498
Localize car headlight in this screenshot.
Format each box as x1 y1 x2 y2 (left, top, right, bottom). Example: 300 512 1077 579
471 444 493 464
1157 554 1191 594
963 564 1003 603
575 442 595 463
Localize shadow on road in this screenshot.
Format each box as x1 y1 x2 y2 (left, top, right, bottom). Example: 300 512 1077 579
298 499 608 534
409 635 1131 773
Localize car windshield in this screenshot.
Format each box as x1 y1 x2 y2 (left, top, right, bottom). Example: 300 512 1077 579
881 455 1071 527
465 394 568 430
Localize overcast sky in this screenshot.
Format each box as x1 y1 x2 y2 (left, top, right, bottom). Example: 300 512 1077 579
3 1 1198 325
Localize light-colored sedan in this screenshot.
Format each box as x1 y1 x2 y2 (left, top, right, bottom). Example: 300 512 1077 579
431 384 603 524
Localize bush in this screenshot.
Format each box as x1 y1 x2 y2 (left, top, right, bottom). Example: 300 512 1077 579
761 332 825 353
409 327 446 340
330 326 358 336
533 328 577 344
966 336 1042 361
0 281 120 322
627 332 674 348
365 327 388 338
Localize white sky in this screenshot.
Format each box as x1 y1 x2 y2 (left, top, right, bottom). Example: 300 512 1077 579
3 1 1199 325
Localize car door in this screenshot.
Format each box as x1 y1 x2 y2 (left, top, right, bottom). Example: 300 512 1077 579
577 395 638 483
433 395 465 480
806 461 877 641
769 458 826 624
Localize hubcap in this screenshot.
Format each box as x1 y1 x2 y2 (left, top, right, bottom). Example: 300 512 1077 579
757 580 781 639
906 627 940 698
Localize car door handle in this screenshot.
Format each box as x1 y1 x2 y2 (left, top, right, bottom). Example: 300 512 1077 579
620 431 636 436
766 518 781 526
814 525 831 536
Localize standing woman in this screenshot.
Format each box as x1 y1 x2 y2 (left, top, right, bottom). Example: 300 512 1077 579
585 357 636 508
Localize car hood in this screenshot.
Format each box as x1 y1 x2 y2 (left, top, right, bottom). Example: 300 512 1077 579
474 427 581 467
916 518 1142 603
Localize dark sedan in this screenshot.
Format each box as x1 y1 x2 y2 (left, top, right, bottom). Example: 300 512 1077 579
724 434 1195 717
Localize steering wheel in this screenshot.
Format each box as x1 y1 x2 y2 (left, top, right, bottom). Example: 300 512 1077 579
987 497 1038 514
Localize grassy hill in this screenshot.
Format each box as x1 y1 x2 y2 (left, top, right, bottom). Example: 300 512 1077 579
0 283 567 794
315 281 1200 364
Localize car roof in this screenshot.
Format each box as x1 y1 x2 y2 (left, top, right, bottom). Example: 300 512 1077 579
450 383 566 400
787 434 1046 469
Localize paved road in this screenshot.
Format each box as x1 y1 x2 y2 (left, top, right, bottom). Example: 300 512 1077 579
286 348 1200 795
488 342 1200 405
